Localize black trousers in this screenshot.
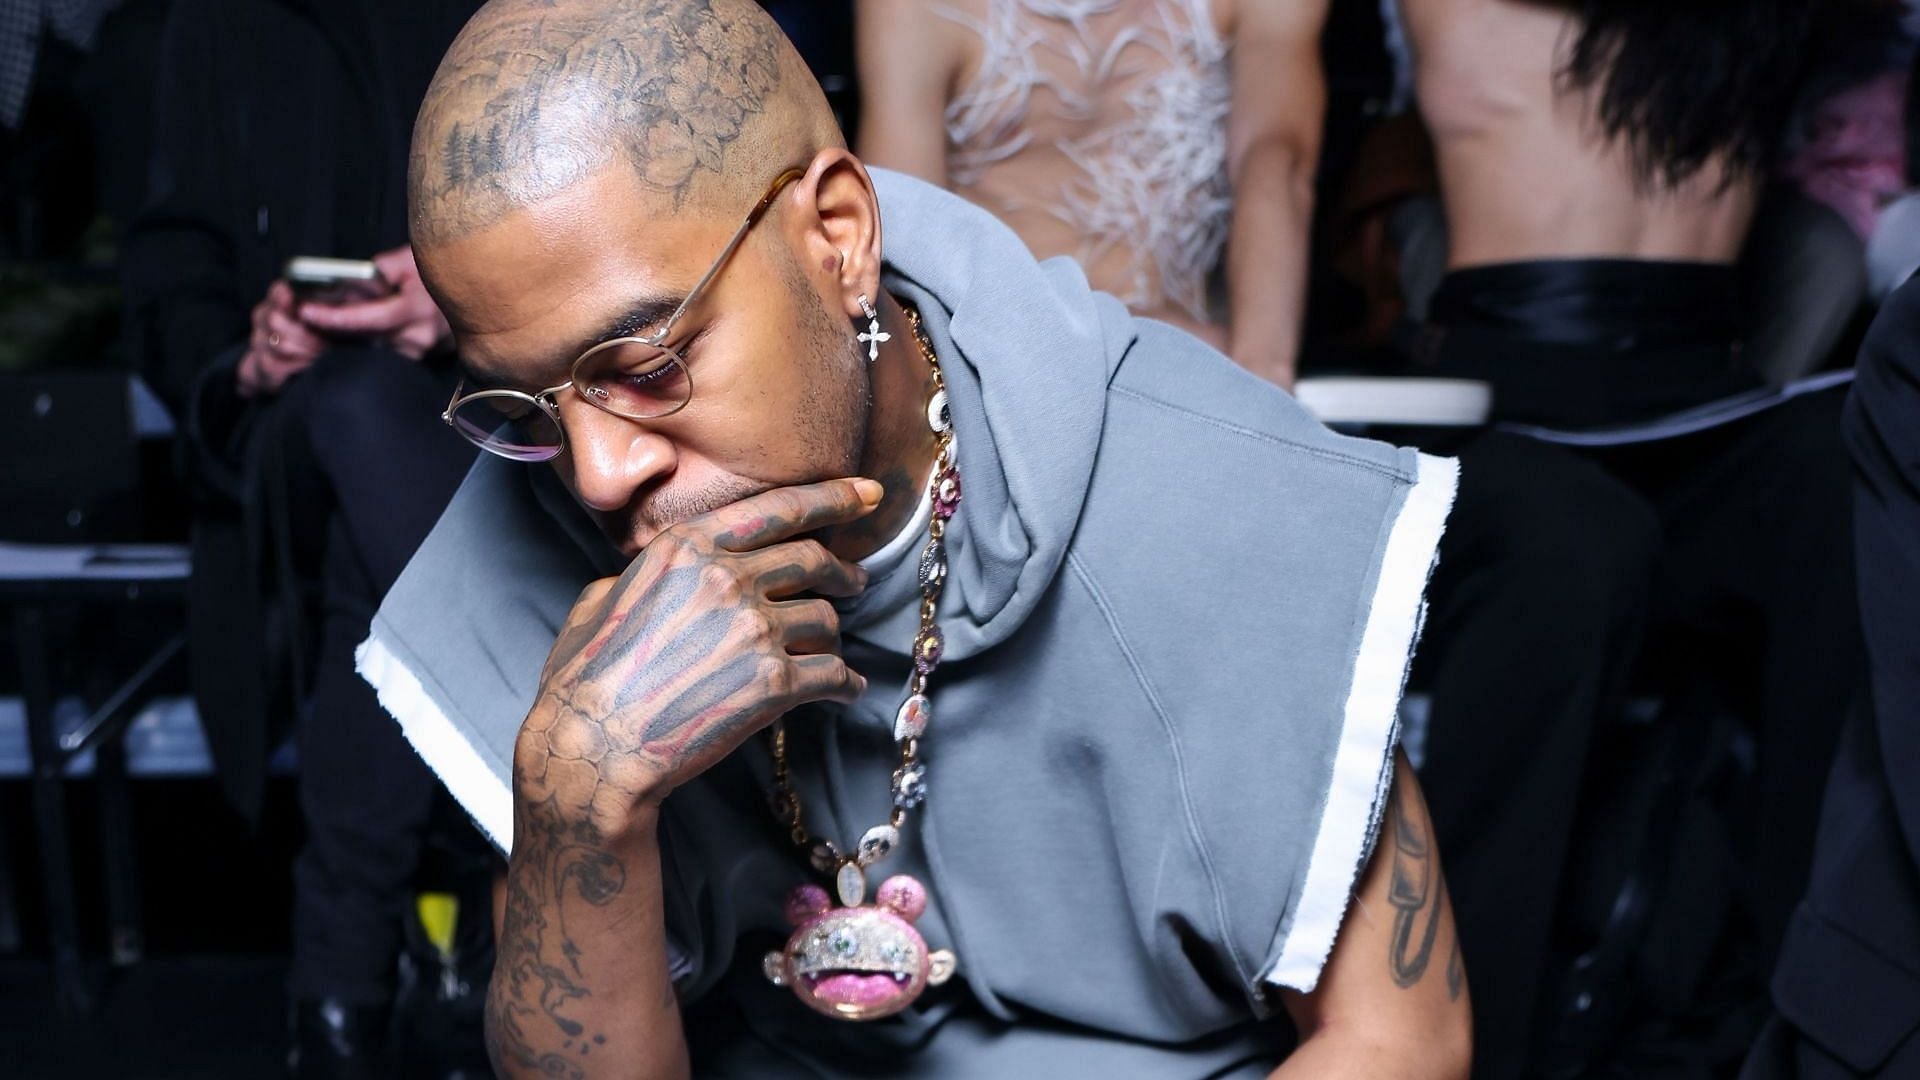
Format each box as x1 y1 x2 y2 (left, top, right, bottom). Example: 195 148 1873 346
1409 431 1657 1080
272 345 478 1005
1411 388 1859 1080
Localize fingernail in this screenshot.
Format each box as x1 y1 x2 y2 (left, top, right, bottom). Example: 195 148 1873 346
853 478 884 507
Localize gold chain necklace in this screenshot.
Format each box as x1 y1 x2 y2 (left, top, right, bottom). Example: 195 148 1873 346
760 304 961 1021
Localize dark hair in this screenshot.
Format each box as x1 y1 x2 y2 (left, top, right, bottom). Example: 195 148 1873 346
1557 0 1816 188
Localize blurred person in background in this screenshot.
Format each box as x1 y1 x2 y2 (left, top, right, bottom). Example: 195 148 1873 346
855 0 1327 388
120 0 489 1075
1863 45 1920 300
1744 7 1915 388
1 0 168 373
1743 71 1920 1080
1743 271 1920 1080
1391 0 1864 1075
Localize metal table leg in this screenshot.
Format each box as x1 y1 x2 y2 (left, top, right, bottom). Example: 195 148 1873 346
95 735 143 967
0 806 19 953
15 603 92 1014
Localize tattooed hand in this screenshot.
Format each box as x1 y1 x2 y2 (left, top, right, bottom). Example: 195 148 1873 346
513 478 880 836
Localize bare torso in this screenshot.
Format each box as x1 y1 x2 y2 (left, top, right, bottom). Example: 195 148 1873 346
1400 0 1758 268
932 0 1235 339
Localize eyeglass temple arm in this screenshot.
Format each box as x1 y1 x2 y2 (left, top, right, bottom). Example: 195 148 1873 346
646 167 809 346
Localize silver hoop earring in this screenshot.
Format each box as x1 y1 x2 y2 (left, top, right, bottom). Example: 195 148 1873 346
856 293 890 363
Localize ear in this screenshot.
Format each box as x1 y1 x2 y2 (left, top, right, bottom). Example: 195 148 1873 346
786 147 883 322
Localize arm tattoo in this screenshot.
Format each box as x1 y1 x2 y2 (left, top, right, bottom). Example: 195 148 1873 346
492 498 854 1069
485 794 632 1078
528 539 828 832
1386 778 1445 989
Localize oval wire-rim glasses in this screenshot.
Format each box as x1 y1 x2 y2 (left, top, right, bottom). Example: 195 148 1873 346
441 165 808 462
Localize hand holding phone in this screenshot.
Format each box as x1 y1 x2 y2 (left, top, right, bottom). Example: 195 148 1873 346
239 280 326 397
296 246 453 360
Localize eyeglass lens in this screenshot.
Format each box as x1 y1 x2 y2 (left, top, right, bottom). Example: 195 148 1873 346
447 343 692 460
447 393 565 461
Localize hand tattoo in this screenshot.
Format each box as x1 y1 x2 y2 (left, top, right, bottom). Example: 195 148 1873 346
487 481 875 1072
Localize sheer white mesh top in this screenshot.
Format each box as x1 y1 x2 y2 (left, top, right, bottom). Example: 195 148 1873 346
937 0 1232 326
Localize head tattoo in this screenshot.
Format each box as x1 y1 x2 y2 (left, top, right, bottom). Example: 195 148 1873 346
410 0 835 245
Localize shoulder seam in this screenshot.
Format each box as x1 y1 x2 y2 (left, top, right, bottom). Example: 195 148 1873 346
1063 550 1256 989
1110 385 1409 481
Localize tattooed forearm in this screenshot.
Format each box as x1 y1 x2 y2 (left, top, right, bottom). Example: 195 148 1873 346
1386 777 1445 989
492 486 877 1074
485 794 631 1078
492 481 876 1072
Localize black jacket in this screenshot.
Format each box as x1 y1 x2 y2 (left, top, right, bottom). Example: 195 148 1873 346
1756 278 1920 1076
120 0 475 819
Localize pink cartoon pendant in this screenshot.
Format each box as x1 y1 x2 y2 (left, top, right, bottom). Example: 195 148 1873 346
763 873 957 1021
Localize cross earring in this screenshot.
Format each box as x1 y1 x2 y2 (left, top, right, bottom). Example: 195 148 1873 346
857 294 890 363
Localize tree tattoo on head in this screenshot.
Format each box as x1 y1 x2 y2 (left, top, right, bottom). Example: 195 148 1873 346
411 0 783 242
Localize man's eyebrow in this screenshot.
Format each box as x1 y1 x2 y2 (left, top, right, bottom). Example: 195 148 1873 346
587 294 688 353
472 293 689 389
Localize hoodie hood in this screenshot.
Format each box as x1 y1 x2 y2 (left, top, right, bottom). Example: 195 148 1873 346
838 169 1136 661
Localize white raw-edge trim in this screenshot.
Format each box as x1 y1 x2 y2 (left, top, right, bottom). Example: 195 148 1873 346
355 630 515 853
1259 451 1459 993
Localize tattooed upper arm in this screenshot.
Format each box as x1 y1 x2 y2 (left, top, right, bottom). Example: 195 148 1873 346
1386 769 1454 997
1276 752 1470 1069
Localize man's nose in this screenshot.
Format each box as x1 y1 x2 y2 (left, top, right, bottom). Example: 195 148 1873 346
565 406 673 513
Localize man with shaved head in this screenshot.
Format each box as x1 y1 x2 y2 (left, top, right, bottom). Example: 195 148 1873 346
365 1 1472 1075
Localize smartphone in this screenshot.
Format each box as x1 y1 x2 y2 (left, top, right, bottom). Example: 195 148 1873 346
286 256 391 305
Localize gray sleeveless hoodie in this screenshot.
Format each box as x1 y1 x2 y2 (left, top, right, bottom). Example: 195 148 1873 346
359 170 1456 1076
